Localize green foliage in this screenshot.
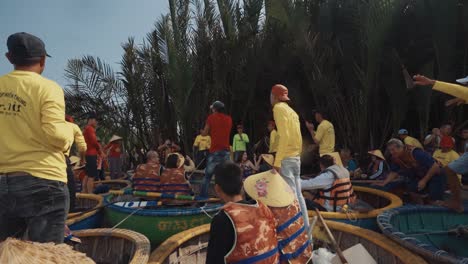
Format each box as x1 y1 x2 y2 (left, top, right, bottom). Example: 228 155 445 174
65 0 467 154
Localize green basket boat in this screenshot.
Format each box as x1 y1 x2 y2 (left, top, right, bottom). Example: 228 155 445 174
103 194 222 247
148 221 427 264
307 185 403 231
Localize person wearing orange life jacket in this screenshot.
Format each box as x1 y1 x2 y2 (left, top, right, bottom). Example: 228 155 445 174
207 162 279 264
159 153 194 195
301 153 356 212
132 151 163 192
244 170 312 264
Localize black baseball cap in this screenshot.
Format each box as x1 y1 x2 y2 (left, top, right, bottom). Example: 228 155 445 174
210 101 225 111
7 32 51 61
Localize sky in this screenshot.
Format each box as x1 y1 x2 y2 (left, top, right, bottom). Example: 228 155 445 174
0 0 168 86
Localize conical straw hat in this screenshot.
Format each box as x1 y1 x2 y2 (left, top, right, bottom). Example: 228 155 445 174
368 150 385 161
108 135 123 143
69 156 80 165
244 170 295 207
320 152 343 166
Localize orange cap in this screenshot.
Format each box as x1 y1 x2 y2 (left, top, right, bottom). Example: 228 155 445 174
271 84 290 101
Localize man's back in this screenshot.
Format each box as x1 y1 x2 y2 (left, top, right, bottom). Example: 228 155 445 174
404 136 423 149
273 102 302 165
207 112 232 153
316 119 335 154
0 71 70 182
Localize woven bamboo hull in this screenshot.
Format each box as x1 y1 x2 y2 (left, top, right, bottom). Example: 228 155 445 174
307 186 403 230
67 228 150 264
148 221 427 264
67 193 103 230
94 180 132 195
378 205 468 264
104 194 222 247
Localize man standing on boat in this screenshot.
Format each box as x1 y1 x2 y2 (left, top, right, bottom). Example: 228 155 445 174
270 84 310 231
200 101 232 198
83 112 101 193
305 110 335 154
0 32 72 243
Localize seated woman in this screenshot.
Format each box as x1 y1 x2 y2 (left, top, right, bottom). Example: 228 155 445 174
365 150 389 180
160 153 195 195
132 151 163 192
340 148 358 177
236 151 261 179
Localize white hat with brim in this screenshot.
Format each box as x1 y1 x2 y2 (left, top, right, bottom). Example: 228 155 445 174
244 170 295 207
368 150 385 161
73 163 86 171
69 156 80 165
320 152 343 166
109 135 123 143
456 76 468 84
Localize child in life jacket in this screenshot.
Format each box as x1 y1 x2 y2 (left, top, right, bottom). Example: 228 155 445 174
206 161 279 264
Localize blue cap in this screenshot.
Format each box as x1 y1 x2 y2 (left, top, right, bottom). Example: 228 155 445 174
398 129 408 135
7 32 51 60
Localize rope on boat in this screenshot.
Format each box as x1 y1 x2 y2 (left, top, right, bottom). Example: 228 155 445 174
111 207 143 230
186 157 206 179
200 206 215 219
175 242 209 262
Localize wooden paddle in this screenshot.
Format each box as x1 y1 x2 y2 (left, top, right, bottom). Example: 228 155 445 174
315 209 349 264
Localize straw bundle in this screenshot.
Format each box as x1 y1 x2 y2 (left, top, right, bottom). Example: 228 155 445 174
0 238 95 264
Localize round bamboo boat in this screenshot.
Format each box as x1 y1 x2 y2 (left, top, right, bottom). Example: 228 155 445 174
67 193 104 230
67 228 150 264
148 221 427 264
307 185 403 231
94 179 132 195
378 205 468 264
103 194 222 246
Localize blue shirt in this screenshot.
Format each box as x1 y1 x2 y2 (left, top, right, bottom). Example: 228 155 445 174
390 149 436 178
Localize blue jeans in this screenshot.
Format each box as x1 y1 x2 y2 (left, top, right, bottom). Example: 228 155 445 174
407 173 446 201
0 174 69 243
448 152 468 175
201 150 230 198
280 157 310 232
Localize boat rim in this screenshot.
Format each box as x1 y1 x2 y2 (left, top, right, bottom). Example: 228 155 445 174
66 193 104 226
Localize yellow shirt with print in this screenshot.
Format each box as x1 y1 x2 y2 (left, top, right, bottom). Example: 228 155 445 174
315 120 335 154
0 71 72 183
404 136 423 149
194 135 211 151
269 129 279 153
273 102 302 167
433 149 460 167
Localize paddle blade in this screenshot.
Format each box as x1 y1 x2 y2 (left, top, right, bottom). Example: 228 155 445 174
331 244 376 264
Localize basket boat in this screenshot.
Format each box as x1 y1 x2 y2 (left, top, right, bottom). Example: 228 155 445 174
67 193 104 230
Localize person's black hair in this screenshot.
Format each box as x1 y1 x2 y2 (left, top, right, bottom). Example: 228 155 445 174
87 112 97 120
214 161 243 196
166 154 179 169
312 109 327 119
11 56 41 67
319 155 335 168
235 151 246 163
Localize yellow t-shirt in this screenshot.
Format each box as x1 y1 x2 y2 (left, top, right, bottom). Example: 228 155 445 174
193 135 211 151
315 120 335 154
273 102 302 167
404 136 423 149
269 129 279 153
433 149 460 167
433 81 468 102
65 122 87 156
0 70 72 183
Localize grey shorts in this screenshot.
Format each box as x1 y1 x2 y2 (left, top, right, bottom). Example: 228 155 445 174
448 152 468 175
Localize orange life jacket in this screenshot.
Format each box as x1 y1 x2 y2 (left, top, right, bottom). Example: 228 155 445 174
224 201 280 264
314 167 356 212
391 145 427 179
132 162 162 192
159 167 192 195
269 200 312 264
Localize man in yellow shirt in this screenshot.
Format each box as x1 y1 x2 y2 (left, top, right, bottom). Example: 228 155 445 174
267 121 278 154
270 84 309 231
0 33 72 243
306 110 335 154
433 137 460 167
193 128 211 168
65 115 87 212
398 129 423 149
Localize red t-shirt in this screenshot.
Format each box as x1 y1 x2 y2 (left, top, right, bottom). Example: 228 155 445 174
105 142 122 158
83 125 100 156
207 113 232 153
